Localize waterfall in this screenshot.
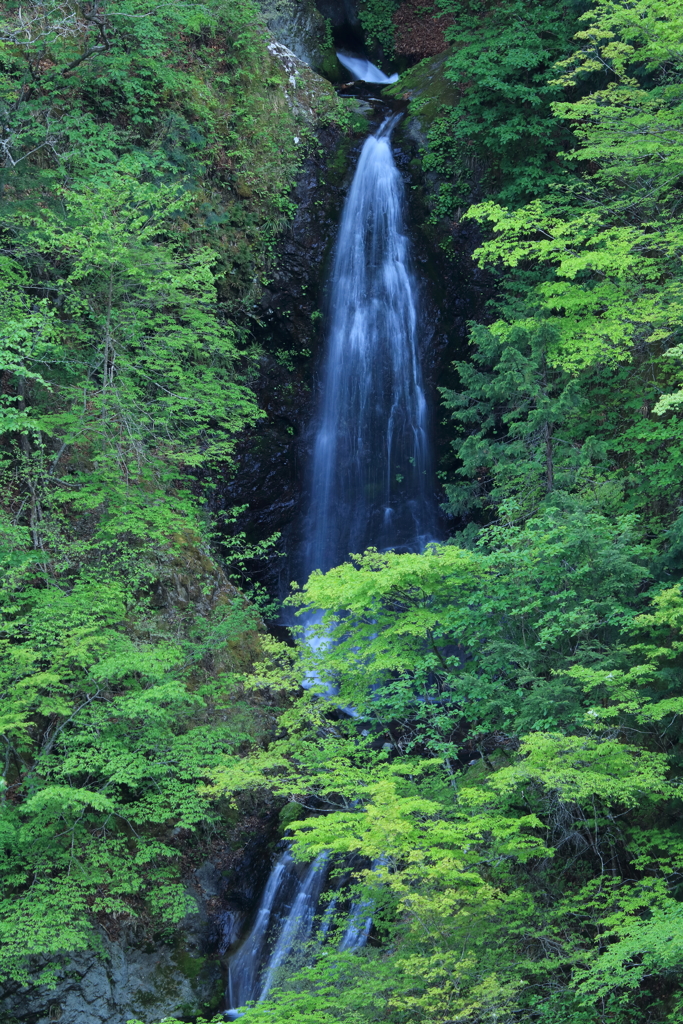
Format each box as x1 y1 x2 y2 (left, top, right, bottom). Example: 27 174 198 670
225 851 330 1016
338 900 372 951
336 52 399 84
226 851 291 1013
258 852 329 1001
302 115 434 580
226 110 436 1016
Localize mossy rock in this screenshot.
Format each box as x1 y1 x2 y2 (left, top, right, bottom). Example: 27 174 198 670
384 47 459 139
140 528 264 676
260 0 341 78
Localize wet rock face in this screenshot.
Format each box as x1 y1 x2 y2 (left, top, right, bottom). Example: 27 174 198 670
315 0 367 64
260 0 342 78
217 83 490 591
0 924 222 1024
314 0 359 29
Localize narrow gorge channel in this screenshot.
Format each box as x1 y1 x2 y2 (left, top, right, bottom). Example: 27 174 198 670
225 69 436 1018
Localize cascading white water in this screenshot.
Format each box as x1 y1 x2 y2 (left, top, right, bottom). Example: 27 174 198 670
258 851 329 1001
226 852 291 1013
338 900 372 951
225 851 330 1016
336 52 399 84
227 111 436 1016
302 115 434 579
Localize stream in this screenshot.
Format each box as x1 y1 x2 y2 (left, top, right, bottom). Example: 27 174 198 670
225 62 435 1017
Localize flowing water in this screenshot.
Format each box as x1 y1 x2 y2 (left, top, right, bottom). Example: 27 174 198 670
226 852 329 1016
302 114 434 579
336 52 399 84
258 852 329 1002
226 852 292 1013
226 103 435 1016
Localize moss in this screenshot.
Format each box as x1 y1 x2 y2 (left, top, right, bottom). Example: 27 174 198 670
131 962 183 1009
173 947 207 982
324 107 372 186
383 47 459 126
130 946 222 1018
174 945 225 1016
203 974 227 1013
279 800 306 830
319 50 345 83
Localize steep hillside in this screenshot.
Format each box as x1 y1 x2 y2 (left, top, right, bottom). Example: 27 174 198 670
3 2 683 1024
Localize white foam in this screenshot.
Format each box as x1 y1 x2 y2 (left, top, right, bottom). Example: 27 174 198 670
336 52 399 84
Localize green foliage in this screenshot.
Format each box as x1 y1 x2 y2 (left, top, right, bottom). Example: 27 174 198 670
209 538 683 1023
440 321 683 530
0 0 338 987
464 0 683 370
441 321 581 518
357 0 399 56
422 0 582 210
0 530 264 983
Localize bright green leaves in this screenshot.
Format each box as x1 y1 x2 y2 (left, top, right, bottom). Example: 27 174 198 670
467 200 683 370
287 506 648 738
462 0 683 371
479 733 670 810
566 583 683 729
294 545 480 699
0 6 298 980
0 877 97 987
206 507 683 1022
0 521 264 982
444 320 683 529
0 0 336 509
553 0 683 87
5 150 262 473
439 0 683 534
575 899 683 1002
285 757 548 873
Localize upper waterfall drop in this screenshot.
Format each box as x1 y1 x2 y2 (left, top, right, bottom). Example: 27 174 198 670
302 115 435 580
336 52 399 84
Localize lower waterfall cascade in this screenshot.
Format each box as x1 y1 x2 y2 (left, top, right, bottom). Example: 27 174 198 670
226 103 435 1016
225 849 373 1017
226 852 330 1017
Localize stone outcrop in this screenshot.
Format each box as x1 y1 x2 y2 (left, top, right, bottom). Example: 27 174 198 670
0 827 280 1024
260 0 342 78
